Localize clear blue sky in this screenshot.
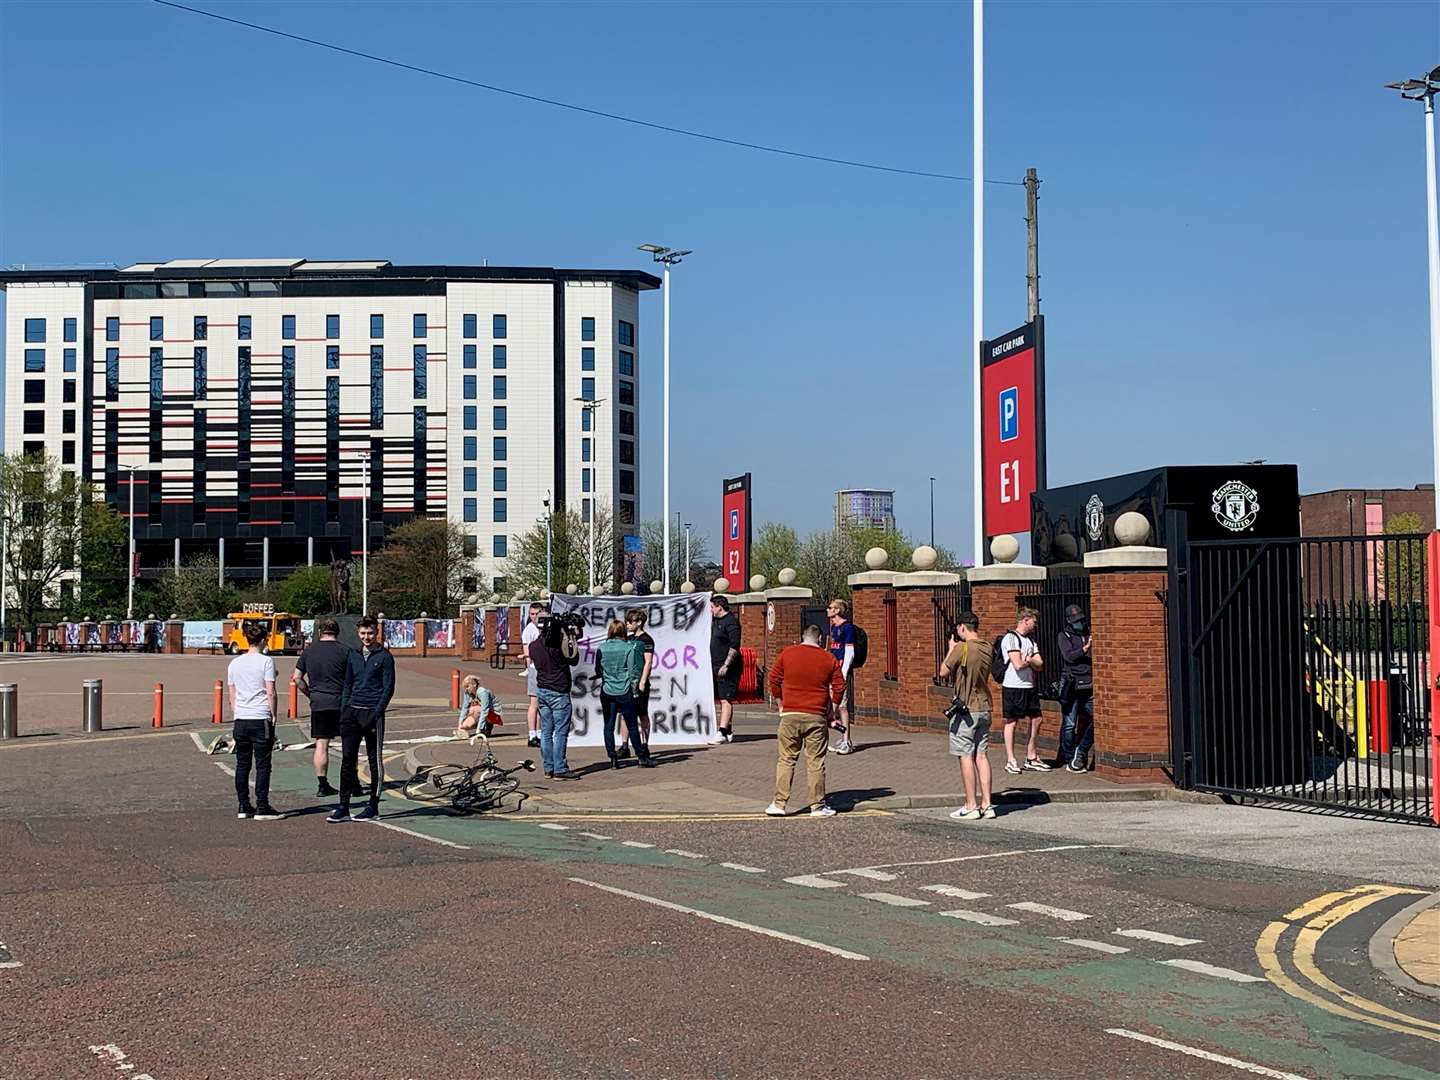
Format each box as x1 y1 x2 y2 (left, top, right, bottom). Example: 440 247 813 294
1 0 1435 563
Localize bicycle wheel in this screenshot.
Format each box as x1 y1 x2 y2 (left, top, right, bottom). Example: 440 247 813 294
403 764 467 801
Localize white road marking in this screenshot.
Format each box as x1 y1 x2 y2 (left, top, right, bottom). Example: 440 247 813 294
920 884 991 900
1008 902 1093 922
1055 937 1130 955
1105 1029 1311 1079
569 878 869 961
721 862 766 874
0 962 21 969
621 840 655 848
367 820 471 850
1114 928 1203 947
859 892 932 908
1157 959 1265 984
783 874 847 889
832 868 899 881
665 849 707 859
188 732 206 751
536 823 570 831
213 761 235 777
580 832 612 841
827 844 1121 875
88 1044 158 1080
937 909 1019 926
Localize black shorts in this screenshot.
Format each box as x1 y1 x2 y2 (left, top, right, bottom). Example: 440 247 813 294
310 708 342 739
1001 687 1042 721
714 673 739 703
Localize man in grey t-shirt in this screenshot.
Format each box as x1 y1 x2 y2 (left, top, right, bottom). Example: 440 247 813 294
1000 607 1047 776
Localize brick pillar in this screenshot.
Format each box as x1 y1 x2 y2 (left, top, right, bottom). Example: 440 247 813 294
484 608 497 655
732 594 766 700
762 586 813 697
459 609 476 660
414 619 429 657
1085 546 1171 784
890 571 962 730
165 619 184 654
966 563 1046 641
848 574 895 726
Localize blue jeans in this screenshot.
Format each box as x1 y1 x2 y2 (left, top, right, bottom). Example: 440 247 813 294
601 690 648 761
536 688 572 774
1059 691 1094 764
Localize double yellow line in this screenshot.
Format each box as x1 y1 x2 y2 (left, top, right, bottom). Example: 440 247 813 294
1257 884 1439 1043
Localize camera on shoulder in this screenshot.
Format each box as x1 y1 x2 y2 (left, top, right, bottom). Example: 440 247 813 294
539 610 586 648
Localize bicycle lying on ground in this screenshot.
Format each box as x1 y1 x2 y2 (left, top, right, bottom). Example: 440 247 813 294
401 737 535 814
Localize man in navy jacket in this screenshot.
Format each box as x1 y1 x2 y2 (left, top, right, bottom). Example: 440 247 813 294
329 615 397 823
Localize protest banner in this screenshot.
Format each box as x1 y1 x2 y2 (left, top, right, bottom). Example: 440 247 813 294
548 592 716 746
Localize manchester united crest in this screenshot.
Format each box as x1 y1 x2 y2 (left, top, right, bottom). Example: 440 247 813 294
1212 480 1260 532
1084 494 1105 542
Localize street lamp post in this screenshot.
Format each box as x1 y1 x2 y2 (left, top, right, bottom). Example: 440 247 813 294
929 477 936 548
542 494 552 594
118 462 152 620
361 454 370 615
683 522 692 587
639 244 692 592
575 398 605 593
1386 67 1440 521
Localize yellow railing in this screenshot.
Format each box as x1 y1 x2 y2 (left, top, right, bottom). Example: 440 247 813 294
1303 618 1368 757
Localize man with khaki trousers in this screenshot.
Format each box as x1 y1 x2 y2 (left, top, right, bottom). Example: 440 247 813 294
765 624 847 818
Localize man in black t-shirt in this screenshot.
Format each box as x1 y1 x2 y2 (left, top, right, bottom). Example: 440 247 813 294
622 607 657 757
710 596 742 744
291 618 351 797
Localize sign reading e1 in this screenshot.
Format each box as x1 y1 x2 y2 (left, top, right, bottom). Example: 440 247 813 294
721 473 752 586
980 317 1047 543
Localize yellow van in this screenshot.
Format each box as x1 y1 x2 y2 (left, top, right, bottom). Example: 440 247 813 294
225 607 305 655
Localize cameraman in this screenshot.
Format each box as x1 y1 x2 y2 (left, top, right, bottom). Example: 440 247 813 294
529 610 580 780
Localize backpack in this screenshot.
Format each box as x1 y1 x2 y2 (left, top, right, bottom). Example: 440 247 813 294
990 634 1011 683
851 625 868 669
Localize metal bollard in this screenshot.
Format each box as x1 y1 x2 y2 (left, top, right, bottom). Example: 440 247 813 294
153 682 164 728
82 678 103 733
212 679 224 724
451 669 461 710
0 684 16 740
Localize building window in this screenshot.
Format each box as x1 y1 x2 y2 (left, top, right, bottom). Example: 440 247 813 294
582 437 591 462
63 317 77 343
150 347 164 402
194 315 208 341
619 439 634 465
493 535 508 557
106 317 119 341
282 314 296 340
24 349 44 372
619 411 634 435
493 345 506 368
106 348 119 401
620 470 635 495
464 467 477 492
493 467 507 491
581 317 595 342
464 436 477 460
238 315 251 340
619 380 634 406
619 351 634 376
463 535 478 557
464 498 477 523
582 347 594 371
493 437 507 460
581 409 592 432
493 498 507 523
150 316 164 341
493 406 507 430
23 380 44 404
327 375 340 424
23 411 44 435
464 375 477 400
63 410 76 434
327 345 340 369
370 345 384 426
582 469 591 493
581 377 595 401
370 314 384 339
326 314 340 339
413 313 427 338
63 348 76 373
493 375 507 400
618 320 635 347
63 380 76 404
195 346 208 399
464 344 476 369
464 406 477 430
620 500 635 524
582 498 591 522
414 344 427 399
492 314 507 339
24 318 45 343
62 442 75 465
463 313 477 339
22 441 43 458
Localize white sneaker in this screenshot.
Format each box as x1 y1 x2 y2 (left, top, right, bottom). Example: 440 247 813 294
810 805 837 817
949 807 982 820
764 802 787 816
709 730 731 745
831 740 853 755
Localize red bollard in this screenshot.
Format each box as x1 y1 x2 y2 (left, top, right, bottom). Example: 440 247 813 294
212 679 223 724
288 680 299 720
152 682 164 728
450 669 462 710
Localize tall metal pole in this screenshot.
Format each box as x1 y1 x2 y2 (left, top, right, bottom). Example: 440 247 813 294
1025 167 1041 322
929 477 936 548
589 500 596 593
662 261 672 594
544 496 553 594
1 514 7 632
127 469 135 620
971 0 985 567
684 523 691 587
1425 93 1440 523
361 455 369 615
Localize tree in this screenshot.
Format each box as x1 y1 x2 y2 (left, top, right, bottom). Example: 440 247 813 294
751 522 800 585
76 497 128 616
0 452 88 626
500 504 617 598
370 517 477 616
140 554 240 620
638 519 711 588
788 524 963 602
277 565 340 617
1382 512 1427 603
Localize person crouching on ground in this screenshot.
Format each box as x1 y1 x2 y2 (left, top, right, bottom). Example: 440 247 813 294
228 621 284 821
939 611 996 821
595 619 654 769
455 674 503 739
765 624 845 818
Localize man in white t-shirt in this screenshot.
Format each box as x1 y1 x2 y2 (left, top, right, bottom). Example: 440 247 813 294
227 622 283 820
1001 607 1048 776
522 602 544 748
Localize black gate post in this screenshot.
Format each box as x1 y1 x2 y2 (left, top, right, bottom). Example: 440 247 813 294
1165 509 1193 789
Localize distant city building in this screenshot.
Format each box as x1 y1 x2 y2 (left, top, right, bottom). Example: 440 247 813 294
1300 485 1436 536
835 488 896 532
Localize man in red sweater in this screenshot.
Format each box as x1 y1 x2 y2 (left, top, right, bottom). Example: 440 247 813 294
766 624 846 818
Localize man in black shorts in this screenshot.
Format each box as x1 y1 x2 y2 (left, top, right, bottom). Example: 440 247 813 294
1000 606 1047 775
622 607 657 757
291 617 351 797
710 595 741 744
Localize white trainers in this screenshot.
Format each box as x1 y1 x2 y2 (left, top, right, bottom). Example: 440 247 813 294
765 802 787 816
831 740 853 755
709 730 732 745
810 805 837 817
949 807 982 821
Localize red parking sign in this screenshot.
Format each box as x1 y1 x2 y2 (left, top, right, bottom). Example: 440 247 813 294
721 474 751 586
980 318 1046 543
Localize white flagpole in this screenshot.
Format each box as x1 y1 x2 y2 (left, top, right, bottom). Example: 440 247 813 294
972 0 985 566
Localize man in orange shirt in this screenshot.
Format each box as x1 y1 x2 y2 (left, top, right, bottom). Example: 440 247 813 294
765 624 846 818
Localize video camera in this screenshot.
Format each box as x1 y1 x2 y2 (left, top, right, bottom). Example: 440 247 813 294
538 610 587 649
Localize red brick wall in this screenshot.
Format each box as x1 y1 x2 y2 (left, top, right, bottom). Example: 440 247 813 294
1090 568 1171 784
851 584 890 725
762 597 811 699
736 601 766 661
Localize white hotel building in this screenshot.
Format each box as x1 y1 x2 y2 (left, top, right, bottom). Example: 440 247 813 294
0 259 657 599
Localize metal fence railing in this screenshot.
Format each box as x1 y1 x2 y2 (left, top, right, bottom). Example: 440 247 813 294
931 581 972 685
1017 574 1091 700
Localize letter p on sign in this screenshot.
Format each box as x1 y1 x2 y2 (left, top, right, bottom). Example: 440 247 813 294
999 387 1019 442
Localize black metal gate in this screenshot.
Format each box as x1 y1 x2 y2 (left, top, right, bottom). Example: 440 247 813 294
1171 523 1434 824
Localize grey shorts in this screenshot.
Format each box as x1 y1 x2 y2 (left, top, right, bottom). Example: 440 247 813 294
948 712 992 758
526 666 538 697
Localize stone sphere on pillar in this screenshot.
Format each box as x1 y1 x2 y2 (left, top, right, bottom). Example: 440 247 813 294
713 577 732 594
990 534 1020 564
419 611 429 619
1115 511 1151 546
564 584 578 595
911 545 938 571
680 581 696 594
777 568 797 586
649 580 663 594
864 547 890 570
621 582 635 595
749 574 767 592
1053 533 1078 560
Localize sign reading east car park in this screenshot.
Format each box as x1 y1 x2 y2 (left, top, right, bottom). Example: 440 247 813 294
981 318 1047 543
721 473 752 585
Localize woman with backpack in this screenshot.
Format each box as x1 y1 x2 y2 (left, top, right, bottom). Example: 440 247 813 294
595 619 655 769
